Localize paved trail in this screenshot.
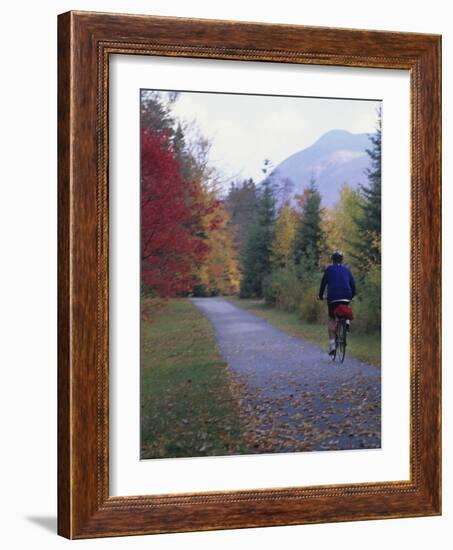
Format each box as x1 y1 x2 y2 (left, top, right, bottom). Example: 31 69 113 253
191 297 381 454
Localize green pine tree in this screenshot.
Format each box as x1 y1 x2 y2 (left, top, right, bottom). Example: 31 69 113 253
140 90 177 133
354 107 382 268
226 178 259 255
240 180 276 298
293 178 323 277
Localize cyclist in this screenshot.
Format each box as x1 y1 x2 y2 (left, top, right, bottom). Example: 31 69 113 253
319 250 356 356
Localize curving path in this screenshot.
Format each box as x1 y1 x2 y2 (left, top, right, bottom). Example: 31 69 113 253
191 297 381 454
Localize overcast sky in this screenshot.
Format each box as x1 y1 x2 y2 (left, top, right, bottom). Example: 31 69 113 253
161 90 380 184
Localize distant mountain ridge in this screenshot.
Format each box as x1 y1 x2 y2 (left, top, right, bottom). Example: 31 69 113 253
268 129 373 208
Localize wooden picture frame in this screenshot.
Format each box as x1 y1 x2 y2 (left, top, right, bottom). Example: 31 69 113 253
58 10 441 539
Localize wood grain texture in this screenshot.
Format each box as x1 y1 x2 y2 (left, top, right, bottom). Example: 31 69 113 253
57 10 442 539
57 11 71 538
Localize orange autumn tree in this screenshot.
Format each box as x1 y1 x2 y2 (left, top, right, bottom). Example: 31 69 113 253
173 123 240 297
271 202 298 269
194 201 240 296
140 90 240 301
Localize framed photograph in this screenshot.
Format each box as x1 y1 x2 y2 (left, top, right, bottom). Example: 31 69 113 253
58 11 441 538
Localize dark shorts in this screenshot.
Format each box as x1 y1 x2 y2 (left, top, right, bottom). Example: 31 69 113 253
328 301 350 320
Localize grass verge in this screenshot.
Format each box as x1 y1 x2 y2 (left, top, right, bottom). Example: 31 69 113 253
228 296 381 367
141 297 246 459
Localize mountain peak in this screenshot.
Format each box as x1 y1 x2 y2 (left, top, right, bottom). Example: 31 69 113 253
315 128 353 143
270 129 373 207
310 129 370 153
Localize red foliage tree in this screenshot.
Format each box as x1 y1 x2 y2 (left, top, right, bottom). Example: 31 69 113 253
141 128 216 297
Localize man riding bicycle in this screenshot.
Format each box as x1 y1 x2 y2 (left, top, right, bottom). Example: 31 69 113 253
319 250 356 356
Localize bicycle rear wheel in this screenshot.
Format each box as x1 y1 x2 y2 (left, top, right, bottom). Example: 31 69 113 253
332 323 340 362
331 343 337 361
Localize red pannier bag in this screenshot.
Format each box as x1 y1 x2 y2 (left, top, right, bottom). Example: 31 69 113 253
334 303 354 320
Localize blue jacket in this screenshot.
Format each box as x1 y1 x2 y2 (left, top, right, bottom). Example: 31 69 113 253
319 264 356 303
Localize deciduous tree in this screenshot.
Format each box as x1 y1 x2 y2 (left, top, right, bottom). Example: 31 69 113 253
271 202 298 268
141 128 211 297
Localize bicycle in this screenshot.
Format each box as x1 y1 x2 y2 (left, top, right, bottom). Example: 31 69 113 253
331 302 353 363
331 315 349 363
